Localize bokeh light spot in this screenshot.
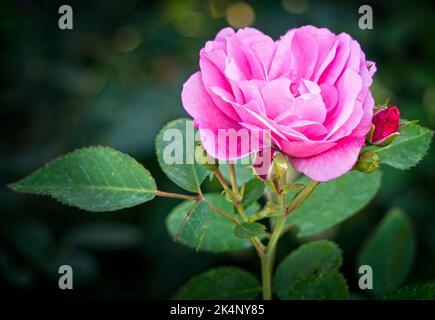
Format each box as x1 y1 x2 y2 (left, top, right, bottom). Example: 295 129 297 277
174 10 206 38
226 1 255 29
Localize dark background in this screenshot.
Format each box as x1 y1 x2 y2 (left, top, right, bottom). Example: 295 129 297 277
1 0 434 298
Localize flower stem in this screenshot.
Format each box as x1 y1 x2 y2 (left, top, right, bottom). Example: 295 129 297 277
261 214 287 300
228 162 239 194
204 200 239 224
260 195 286 300
155 190 199 201
214 168 231 193
213 167 266 255
260 180 319 300
285 180 319 216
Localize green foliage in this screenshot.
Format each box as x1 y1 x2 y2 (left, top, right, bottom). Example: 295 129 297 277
241 178 265 207
176 266 261 300
166 194 252 253
155 118 208 192
8 147 156 212
274 240 349 300
245 202 261 216
380 281 435 300
286 171 382 237
248 203 282 222
219 157 255 187
234 222 266 239
367 122 432 170
357 209 415 296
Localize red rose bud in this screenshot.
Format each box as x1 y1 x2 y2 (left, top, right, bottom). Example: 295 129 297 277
369 105 400 146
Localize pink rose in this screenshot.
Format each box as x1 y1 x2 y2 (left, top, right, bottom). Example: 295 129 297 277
370 105 400 145
182 26 376 182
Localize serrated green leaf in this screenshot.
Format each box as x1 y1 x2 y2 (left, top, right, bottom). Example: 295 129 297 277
248 202 282 222
245 202 261 216
367 122 432 170
380 281 435 300
286 171 382 237
166 194 252 253
155 118 208 192
274 240 348 300
242 178 264 207
9 146 156 212
234 222 266 239
176 266 260 299
357 208 415 296
279 270 348 300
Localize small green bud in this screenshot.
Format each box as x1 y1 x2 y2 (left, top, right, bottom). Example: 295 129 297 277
271 153 289 181
194 144 218 171
354 150 380 173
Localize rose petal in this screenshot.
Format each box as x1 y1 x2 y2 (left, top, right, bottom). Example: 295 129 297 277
182 72 238 131
325 68 362 138
318 33 352 85
289 138 364 182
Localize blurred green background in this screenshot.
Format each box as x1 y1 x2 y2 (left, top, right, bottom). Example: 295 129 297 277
1 0 434 298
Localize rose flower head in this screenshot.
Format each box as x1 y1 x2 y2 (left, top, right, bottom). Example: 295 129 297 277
182 26 376 182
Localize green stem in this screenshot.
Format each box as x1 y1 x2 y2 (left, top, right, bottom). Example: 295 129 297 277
228 162 239 194
214 167 266 256
204 200 239 224
260 256 272 300
234 201 249 221
261 212 286 300
214 168 232 194
233 195 266 255
155 190 199 201
285 180 319 216
260 180 319 300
